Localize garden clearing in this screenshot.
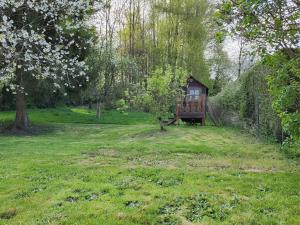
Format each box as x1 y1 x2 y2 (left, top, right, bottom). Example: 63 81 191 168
0 108 299 225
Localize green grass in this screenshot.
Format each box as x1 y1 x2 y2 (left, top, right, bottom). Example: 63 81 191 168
0 107 155 125
0 108 299 225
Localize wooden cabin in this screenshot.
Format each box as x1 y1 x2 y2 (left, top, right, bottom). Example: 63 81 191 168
175 76 208 125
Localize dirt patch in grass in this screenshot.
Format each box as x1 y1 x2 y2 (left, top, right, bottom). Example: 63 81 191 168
0 208 17 220
82 149 120 158
126 156 178 169
129 128 168 139
187 160 231 170
79 149 121 166
242 167 282 173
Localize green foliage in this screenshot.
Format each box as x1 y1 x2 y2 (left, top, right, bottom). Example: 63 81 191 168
1 79 65 110
208 42 232 96
217 0 299 153
209 63 282 142
264 52 300 152
141 66 188 117
119 0 211 87
83 46 142 109
115 99 129 112
210 80 241 112
239 65 282 140
83 47 106 102
217 0 299 55
0 85 15 111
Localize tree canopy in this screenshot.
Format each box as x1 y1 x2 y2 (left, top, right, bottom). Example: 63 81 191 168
0 0 97 128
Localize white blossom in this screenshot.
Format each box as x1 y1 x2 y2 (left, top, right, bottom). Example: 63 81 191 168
0 0 94 92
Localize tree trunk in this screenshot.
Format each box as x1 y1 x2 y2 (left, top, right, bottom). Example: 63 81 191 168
88 100 92 110
237 37 244 77
158 117 166 131
14 68 29 130
96 100 101 120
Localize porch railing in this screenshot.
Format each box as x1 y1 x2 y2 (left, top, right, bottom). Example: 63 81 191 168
176 95 206 114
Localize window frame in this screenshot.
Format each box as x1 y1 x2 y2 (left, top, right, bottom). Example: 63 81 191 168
188 87 202 100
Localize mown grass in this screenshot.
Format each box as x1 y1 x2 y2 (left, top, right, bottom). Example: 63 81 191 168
0 107 155 125
0 108 299 225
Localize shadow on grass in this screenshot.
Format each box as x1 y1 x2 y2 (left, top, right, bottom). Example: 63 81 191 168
0 121 62 137
0 107 156 126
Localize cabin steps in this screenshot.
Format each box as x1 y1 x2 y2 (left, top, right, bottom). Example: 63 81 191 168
168 118 177 125
162 117 177 126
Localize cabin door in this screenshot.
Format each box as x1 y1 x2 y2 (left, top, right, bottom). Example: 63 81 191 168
187 87 205 113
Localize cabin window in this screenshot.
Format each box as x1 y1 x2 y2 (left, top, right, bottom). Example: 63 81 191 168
188 88 201 100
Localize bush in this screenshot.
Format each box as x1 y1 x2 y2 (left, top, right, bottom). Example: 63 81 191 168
130 65 188 118
208 64 282 142
265 51 300 151
115 99 129 112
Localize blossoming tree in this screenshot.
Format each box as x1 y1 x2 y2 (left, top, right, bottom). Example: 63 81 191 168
0 0 96 130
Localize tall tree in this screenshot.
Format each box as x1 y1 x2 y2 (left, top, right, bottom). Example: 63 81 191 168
209 41 231 96
119 0 211 85
0 0 96 129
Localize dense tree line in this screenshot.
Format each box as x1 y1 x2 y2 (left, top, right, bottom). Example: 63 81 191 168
0 0 221 111
80 0 213 110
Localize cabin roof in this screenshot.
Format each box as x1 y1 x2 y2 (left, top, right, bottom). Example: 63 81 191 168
187 76 209 90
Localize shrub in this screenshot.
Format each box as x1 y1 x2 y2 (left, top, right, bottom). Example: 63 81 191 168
208 63 282 142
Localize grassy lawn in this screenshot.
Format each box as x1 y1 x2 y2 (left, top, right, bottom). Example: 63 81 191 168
0 108 299 225
0 107 155 125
